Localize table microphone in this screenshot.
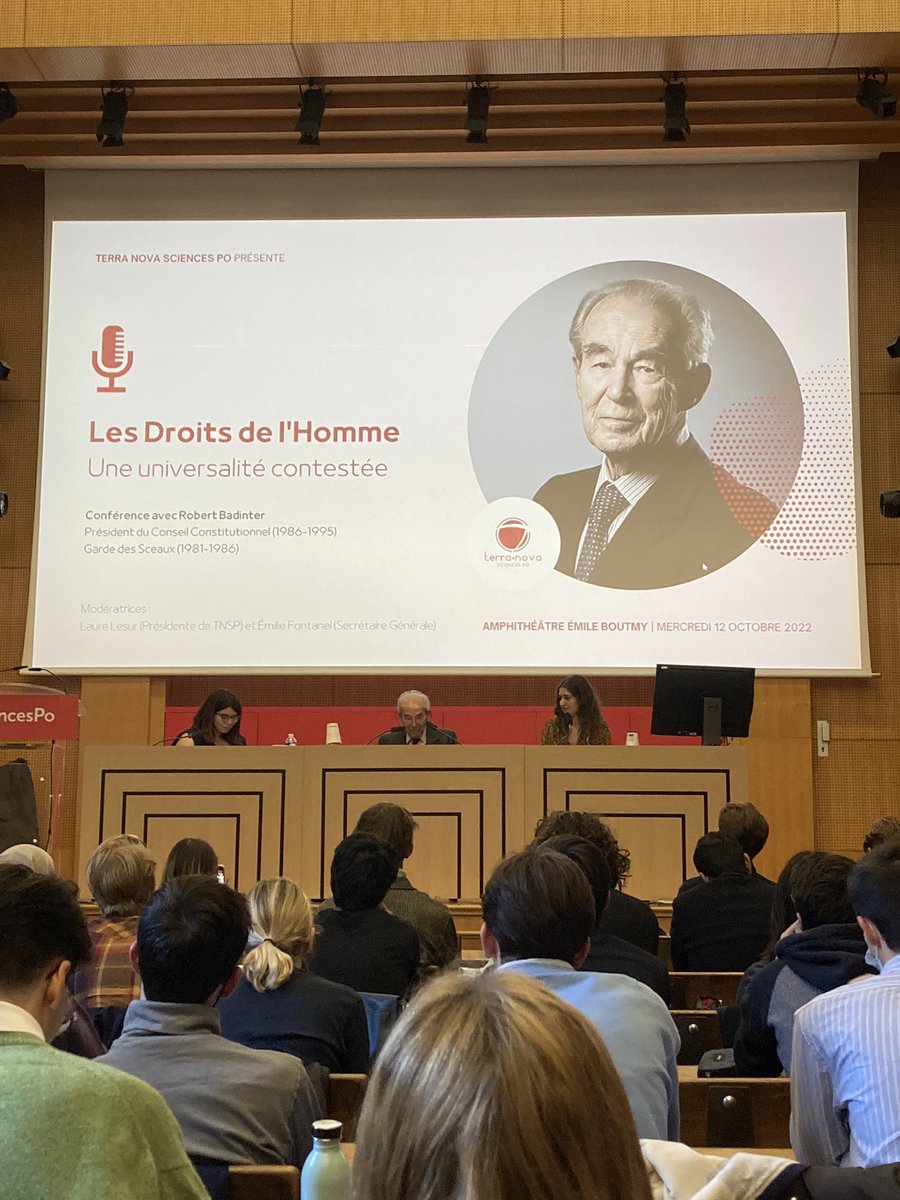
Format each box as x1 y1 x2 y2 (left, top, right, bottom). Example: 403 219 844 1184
367 726 403 745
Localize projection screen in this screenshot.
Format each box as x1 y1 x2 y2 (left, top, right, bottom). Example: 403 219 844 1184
27 165 869 674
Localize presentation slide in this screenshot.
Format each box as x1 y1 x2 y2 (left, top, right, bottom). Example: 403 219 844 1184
30 213 864 672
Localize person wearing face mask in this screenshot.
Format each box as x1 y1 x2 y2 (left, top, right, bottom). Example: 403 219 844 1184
733 852 873 1077
790 842 900 1167
0 865 209 1200
533 279 777 590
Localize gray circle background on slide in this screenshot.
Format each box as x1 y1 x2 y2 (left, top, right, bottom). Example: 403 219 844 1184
467 259 802 503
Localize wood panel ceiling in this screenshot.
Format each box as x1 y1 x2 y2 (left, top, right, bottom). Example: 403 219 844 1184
1 74 899 167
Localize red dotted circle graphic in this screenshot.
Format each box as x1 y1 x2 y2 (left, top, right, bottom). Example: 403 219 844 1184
711 361 854 562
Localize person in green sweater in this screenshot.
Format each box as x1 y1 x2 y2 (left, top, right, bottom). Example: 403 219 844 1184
0 863 208 1200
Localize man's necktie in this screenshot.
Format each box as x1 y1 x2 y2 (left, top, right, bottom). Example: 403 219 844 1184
574 482 628 582
409 737 421 745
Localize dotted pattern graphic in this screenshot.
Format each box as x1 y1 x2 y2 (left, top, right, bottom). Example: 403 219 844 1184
759 361 856 560
710 384 805 508
709 382 804 540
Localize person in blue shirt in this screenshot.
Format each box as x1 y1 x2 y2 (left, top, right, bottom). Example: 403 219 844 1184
480 845 680 1140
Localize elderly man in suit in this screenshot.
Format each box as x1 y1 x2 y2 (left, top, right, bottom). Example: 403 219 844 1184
533 278 775 590
378 690 458 745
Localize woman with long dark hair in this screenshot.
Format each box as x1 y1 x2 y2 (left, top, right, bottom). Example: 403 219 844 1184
174 689 246 746
541 675 611 746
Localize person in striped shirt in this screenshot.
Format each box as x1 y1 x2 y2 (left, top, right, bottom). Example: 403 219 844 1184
790 842 900 1166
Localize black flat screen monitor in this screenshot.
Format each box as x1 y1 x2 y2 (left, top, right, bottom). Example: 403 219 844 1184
650 664 755 746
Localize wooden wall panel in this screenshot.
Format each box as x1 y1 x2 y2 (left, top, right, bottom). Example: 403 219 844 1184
858 396 900 565
294 0 562 44
10 0 887 49
0 0 25 48
566 0 838 39
809 154 900 860
0 166 82 877
837 0 900 32
24 0 292 48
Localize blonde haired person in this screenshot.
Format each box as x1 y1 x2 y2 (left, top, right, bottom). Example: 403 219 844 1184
355 971 899 1200
354 969 653 1200
218 877 369 1074
72 835 156 1008
0 844 56 874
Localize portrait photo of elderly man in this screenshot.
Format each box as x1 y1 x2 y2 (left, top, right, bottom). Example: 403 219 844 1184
533 278 777 590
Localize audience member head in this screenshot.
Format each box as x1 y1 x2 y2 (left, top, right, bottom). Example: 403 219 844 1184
190 688 244 745
849 842 900 963
0 864 92 1039
0 844 56 875
534 834 612 922
718 802 769 862
242 877 313 992
354 970 652 1200
789 852 856 930
330 831 400 912
533 809 631 890
135 876 250 1004
86 836 156 917
763 850 816 959
863 815 900 854
161 837 219 883
481 847 595 965
355 802 417 864
692 832 747 879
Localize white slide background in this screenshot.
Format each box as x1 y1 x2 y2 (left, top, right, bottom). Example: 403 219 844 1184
30 213 864 672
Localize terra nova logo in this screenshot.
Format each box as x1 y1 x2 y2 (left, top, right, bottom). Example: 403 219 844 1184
495 518 530 551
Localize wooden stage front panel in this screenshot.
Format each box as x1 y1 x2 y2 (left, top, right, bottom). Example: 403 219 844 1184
524 747 747 903
79 745 747 902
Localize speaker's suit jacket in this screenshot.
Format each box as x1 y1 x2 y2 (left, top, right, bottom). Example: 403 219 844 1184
378 722 458 745
533 436 776 591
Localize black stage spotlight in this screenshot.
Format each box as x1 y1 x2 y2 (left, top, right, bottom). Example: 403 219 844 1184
0 84 17 124
465 82 492 143
96 85 130 147
663 78 690 142
856 70 896 119
880 491 900 518
296 82 327 144
0 360 10 381
888 335 900 358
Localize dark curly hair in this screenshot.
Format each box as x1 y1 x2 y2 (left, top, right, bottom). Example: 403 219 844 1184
532 810 630 890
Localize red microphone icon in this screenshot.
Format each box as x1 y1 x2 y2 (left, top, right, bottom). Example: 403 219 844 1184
92 325 134 393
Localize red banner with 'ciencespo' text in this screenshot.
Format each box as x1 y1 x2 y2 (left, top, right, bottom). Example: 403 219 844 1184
0 695 79 741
